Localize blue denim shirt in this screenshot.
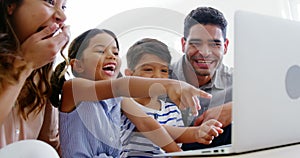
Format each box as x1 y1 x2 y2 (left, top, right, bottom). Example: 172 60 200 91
59 98 122 158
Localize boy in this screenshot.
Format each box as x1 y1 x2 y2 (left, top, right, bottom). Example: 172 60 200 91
121 38 184 157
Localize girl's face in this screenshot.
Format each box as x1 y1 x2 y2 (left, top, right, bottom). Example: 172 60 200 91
9 0 67 43
77 33 121 81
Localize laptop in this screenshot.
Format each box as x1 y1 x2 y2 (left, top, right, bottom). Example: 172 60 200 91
156 10 300 157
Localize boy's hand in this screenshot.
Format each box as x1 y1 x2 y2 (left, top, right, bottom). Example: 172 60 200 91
193 119 223 145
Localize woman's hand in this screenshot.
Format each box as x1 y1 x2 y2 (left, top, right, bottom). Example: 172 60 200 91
20 23 70 69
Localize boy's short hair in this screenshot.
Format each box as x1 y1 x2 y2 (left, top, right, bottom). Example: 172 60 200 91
126 38 171 70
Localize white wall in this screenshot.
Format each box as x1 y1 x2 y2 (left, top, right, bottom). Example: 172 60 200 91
58 0 298 73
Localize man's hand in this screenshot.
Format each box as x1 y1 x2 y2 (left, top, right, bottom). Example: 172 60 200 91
194 102 232 127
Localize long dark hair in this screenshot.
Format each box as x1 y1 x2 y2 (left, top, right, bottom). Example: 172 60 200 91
50 28 119 108
0 0 56 119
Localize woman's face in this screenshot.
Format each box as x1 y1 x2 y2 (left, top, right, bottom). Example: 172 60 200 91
78 33 121 81
9 0 67 43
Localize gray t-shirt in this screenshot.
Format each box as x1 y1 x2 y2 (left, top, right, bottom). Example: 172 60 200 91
170 55 233 126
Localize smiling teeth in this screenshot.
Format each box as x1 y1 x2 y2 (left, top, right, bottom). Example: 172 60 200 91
103 64 116 70
197 60 211 63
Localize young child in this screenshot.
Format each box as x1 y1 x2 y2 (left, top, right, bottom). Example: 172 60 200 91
121 38 184 157
121 38 224 157
51 28 216 157
0 0 69 154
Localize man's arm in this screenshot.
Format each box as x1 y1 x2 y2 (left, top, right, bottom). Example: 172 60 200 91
194 102 232 127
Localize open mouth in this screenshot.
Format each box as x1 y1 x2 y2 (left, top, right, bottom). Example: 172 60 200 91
102 63 116 76
194 59 214 69
196 60 213 64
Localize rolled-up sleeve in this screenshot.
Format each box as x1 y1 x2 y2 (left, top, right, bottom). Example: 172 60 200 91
38 103 60 151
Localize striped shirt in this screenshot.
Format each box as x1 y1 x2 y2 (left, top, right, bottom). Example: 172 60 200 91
121 99 184 157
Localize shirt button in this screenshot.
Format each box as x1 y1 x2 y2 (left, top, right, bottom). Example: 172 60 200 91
16 129 20 135
110 137 113 142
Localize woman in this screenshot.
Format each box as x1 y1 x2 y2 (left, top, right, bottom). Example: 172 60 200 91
0 0 70 153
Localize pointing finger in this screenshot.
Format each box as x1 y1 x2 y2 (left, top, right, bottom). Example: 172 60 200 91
198 89 212 99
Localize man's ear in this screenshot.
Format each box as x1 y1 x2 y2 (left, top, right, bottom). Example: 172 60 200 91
223 38 229 55
181 37 186 53
70 59 84 74
124 69 133 76
7 3 16 15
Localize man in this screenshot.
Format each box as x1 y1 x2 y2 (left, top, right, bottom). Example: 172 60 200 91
170 6 232 150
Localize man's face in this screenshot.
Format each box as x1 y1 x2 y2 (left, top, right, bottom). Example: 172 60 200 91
182 24 228 77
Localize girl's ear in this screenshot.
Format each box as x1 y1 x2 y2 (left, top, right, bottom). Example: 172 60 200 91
70 59 84 74
7 3 16 15
124 69 133 76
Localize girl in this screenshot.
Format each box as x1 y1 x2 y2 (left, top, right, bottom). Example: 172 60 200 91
0 0 69 153
51 28 219 157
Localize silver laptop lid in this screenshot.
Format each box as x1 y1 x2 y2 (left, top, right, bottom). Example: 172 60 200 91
155 10 300 157
233 10 300 153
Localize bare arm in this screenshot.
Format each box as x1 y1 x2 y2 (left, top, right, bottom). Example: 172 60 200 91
121 98 181 152
61 76 211 113
163 119 223 145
